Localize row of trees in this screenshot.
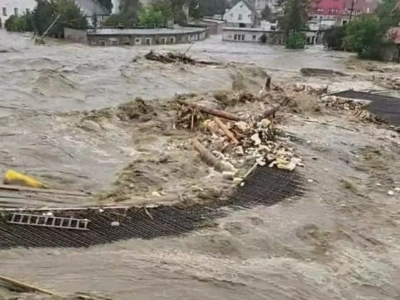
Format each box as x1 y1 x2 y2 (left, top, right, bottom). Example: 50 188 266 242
5 0 87 36
106 0 229 28
5 0 229 34
324 0 400 60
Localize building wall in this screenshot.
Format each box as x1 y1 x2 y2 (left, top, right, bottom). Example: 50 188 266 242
223 1 254 27
64 27 88 43
222 28 285 44
87 30 207 46
202 20 225 35
0 0 36 27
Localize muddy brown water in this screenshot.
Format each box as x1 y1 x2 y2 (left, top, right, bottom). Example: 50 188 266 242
1 31 400 300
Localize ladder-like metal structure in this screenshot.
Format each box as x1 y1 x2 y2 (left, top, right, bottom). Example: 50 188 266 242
7 213 90 231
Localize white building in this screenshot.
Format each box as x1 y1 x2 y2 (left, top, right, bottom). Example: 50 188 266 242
223 0 260 28
222 27 285 44
0 0 36 27
260 20 277 30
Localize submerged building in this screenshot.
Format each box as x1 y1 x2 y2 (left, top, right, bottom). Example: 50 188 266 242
86 27 208 46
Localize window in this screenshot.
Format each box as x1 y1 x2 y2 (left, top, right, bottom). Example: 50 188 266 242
135 38 141 44
234 34 238 40
14 7 18 16
160 38 166 44
238 13 243 20
252 35 256 40
169 37 175 44
2 7 7 16
145 38 151 45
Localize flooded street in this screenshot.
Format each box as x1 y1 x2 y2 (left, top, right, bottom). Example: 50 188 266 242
1 30 400 300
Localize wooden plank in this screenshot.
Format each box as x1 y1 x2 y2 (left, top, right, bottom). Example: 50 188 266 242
0 185 90 197
0 275 57 296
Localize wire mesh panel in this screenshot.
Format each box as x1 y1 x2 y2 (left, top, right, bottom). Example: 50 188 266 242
331 90 400 126
0 167 303 250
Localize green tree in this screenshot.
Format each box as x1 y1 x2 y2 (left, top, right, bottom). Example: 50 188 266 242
261 5 274 21
278 0 308 32
376 0 398 20
104 0 141 27
344 15 387 59
31 0 87 36
278 0 308 49
151 0 187 24
286 31 305 49
323 26 346 50
4 11 34 32
138 7 165 27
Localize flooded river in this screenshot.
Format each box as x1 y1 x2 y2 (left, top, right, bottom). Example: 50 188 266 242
1 30 400 300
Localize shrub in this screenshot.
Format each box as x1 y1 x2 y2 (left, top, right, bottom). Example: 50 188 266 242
286 31 305 49
323 26 346 50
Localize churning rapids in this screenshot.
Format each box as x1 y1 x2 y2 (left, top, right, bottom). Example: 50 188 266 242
1 30 400 300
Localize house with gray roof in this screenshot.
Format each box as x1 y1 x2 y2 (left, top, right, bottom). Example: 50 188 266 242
75 0 109 27
223 0 261 28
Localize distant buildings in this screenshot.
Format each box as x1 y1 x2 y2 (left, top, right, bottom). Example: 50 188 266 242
309 0 379 28
0 0 109 28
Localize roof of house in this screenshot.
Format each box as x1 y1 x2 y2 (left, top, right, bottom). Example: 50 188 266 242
311 0 379 15
75 0 109 16
311 0 346 16
243 0 259 16
226 0 259 16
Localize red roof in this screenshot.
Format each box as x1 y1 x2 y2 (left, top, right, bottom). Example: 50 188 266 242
311 0 379 16
311 0 346 16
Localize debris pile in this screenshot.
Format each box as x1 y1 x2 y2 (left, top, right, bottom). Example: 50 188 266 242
372 75 400 90
144 50 220 66
300 68 347 77
175 97 304 177
324 97 387 124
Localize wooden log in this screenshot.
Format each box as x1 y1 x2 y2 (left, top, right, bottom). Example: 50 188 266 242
265 76 271 90
0 184 90 197
176 100 243 121
0 275 57 296
191 139 222 171
213 117 239 145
